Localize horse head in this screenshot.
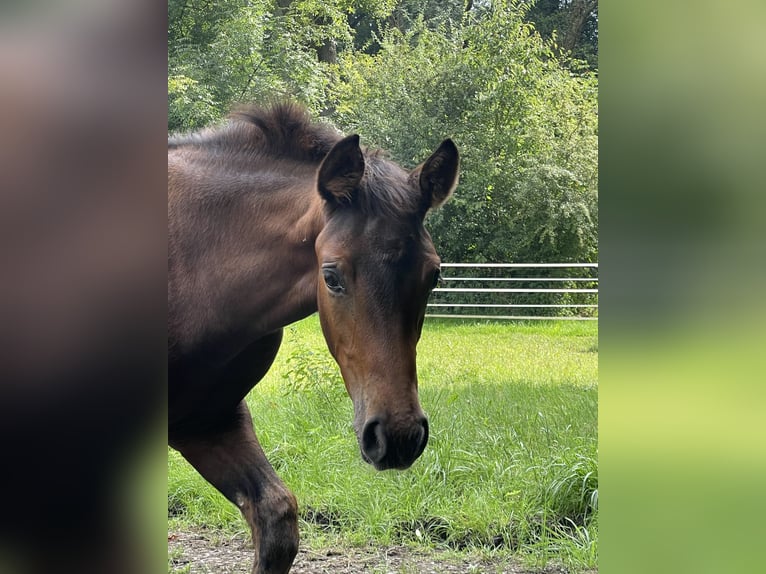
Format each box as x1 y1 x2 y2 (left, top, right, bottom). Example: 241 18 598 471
314 135 459 470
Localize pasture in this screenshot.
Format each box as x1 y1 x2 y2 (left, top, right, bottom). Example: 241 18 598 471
168 316 598 572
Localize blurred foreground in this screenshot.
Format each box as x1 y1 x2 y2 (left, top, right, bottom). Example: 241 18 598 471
0 2 166 573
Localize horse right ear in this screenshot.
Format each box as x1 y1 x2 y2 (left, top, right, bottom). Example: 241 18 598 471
317 134 365 206
410 139 460 217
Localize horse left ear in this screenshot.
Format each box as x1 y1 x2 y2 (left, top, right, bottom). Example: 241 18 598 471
412 139 460 216
317 134 365 206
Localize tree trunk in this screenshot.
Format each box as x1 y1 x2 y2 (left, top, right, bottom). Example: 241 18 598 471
317 38 337 64
561 0 597 54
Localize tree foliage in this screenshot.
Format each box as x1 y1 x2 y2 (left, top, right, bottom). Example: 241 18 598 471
168 0 598 265
523 0 598 70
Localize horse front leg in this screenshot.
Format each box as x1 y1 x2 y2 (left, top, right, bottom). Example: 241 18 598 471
171 401 299 574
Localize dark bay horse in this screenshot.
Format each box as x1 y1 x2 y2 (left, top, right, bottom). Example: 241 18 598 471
168 103 459 574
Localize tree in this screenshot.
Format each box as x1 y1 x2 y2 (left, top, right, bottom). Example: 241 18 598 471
349 0 469 53
330 1 598 264
167 0 404 130
524 0 598 70
168 0 335 130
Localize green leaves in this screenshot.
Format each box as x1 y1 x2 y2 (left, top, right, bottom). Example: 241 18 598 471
168 0 335 131
329 3 597 264
168 74 219 132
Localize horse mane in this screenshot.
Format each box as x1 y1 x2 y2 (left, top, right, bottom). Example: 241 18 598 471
169 102 423 220
168 102 341 163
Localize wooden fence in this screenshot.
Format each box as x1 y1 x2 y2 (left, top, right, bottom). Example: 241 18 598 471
426 263 598 321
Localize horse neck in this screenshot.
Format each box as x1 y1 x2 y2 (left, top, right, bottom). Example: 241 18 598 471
234 181 325 335
170 171 326 356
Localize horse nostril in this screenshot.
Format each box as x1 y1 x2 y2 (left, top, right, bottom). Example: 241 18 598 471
361 418 387 464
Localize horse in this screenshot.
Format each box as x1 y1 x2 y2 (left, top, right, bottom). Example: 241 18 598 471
168 102 459 574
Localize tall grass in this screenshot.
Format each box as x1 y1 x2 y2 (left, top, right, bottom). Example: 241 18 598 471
168 316 598 570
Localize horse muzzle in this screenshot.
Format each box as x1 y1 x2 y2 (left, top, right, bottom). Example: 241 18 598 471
359 415 429 470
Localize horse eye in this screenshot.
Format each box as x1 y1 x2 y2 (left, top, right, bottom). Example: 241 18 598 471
323 268 345 294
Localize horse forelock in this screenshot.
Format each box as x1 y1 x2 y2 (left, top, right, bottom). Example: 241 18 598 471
356 155 423 222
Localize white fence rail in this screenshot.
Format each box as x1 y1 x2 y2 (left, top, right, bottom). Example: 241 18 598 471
426 263 598 321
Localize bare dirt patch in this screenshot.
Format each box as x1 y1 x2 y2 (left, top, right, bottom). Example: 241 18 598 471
168 530 583 574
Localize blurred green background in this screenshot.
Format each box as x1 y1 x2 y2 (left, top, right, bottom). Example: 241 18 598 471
601 1 766 572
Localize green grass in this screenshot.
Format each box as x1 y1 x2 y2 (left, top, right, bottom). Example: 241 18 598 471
168 316 598 571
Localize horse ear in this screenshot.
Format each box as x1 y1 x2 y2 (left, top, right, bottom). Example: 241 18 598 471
412 139 459 215
317 134 365 205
